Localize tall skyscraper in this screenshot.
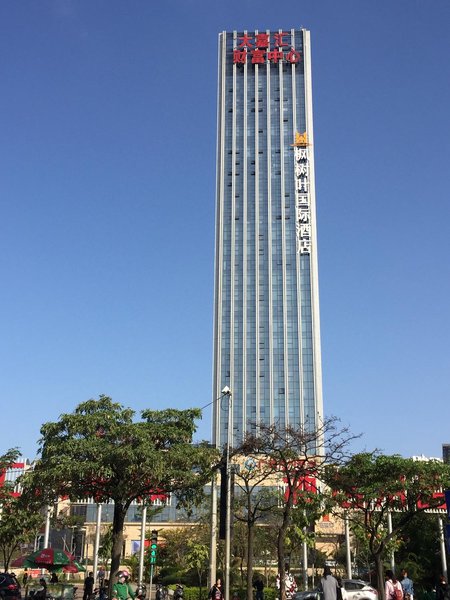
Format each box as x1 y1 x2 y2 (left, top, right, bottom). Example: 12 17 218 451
443 444 450 464
212 29 323 448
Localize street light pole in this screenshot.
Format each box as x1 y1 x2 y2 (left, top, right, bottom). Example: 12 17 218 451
224 389 232 600
209 387 232 592
138 504 147 585
209 472 218 587
93 503 102 579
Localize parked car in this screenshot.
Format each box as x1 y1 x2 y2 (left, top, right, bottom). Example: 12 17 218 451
342 579 378 600
295 579 377 600
0 573 21 600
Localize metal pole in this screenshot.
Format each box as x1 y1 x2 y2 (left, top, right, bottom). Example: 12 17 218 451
387 512 395 572
43 505 51 548
41 505 52 576
149 564 154 600
302 540 308 589
438 516 448 579
139 505 148 585
224 392 232 600
93 504 102 580
345 513 352 579
209 473 218 588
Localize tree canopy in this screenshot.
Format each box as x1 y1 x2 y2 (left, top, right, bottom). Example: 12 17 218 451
23 396 219 587
0 449 44 571
325 452 450 598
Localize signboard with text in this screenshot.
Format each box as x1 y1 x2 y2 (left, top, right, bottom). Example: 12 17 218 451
232 31 302 65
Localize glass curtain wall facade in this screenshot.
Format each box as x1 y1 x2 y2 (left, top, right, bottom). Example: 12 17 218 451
212 29 323 448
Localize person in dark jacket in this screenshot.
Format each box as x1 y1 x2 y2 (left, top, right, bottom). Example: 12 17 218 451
253 577 264 600
83 572 95 600
209 579 224 600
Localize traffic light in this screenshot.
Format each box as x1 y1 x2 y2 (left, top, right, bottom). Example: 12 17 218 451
150 529 158 565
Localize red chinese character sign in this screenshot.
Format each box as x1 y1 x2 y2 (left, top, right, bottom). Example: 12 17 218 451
231 31 302 66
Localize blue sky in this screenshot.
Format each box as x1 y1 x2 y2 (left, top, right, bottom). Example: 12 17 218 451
1 0 449 460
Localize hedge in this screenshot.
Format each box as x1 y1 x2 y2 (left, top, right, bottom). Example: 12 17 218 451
174 587 276 600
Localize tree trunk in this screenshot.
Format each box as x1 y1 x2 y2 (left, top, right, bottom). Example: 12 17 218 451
374 554 385 600
247 522 254 600
109 502 127 597
277 527 286 600
277 495 293 600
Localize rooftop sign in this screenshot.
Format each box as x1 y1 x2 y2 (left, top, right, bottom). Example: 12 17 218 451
232 31 301 65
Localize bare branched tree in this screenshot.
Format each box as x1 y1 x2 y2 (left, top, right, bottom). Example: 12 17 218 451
235 417 358 600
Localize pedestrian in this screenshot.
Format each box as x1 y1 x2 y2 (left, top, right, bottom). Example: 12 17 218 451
22 570 28 587
385 570 403 600
321 566 339 600
208 579 224 600
276 564 297 600
35 578 47 600
99 579 109 600
112 571 135 600
253 577 264 600
83 572 95 600
50 573 59 584
436 576 450 600
401 570 414 600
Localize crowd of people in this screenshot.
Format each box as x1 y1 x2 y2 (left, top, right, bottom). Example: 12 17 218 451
6 564 449 600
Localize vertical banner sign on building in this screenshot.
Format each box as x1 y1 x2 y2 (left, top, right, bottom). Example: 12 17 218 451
446 524 450 553
293 132 311 254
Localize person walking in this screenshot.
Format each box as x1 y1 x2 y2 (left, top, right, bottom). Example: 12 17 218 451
321 566 339 600
35 578 48 600
401 570 414 600
83 572 95 600
254 577 264 600
385 570 403 600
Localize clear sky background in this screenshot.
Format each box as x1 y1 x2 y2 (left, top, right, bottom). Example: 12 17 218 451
1 0 449 461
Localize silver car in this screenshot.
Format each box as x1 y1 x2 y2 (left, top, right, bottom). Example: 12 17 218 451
342 579 378 600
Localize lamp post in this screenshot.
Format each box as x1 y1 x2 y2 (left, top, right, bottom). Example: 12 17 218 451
93 503 102 580
209 386 232 592
224 388 232 600
138 503 147 585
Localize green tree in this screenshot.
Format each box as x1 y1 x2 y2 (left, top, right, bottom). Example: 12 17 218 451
185 540 209 598
22 396 218 594
325 453 450 599
0 449 21 495
157 524 211 585
0 449 44 571
394 512 443 589
98 525 114 566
